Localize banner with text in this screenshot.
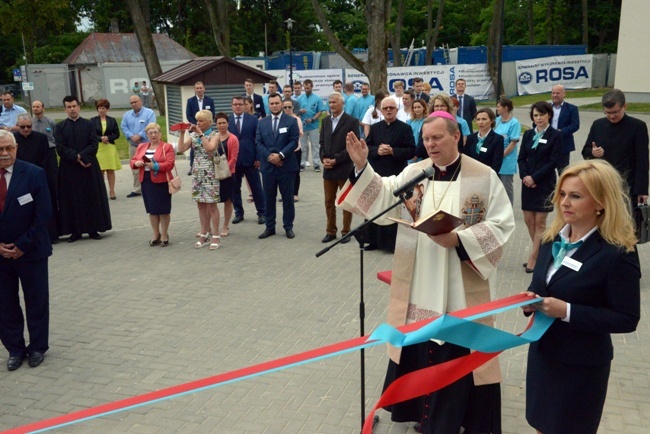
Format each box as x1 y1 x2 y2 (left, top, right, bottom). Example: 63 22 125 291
516 55 593 95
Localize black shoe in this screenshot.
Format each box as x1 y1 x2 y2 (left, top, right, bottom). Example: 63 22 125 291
340 235 351 244
285 229 295 239
88 232 102 240
525 267 535 274
187 171 192 176
149 235 161 246
232 215 244 224
364 243 378 251
7 355 23 371
300 165 305 172
28 352 44 368
67 233 81 243
126 192 141 198
314 166 321 172
257 216 265 225
322 234 336 243
413 422 422 433
258 229 276 239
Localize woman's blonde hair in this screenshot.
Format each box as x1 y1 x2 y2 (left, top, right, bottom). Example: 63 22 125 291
542 160 637 252
430 93 453 114
195 110 213 123
144 122 160 133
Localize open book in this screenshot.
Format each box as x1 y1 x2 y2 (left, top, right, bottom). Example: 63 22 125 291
389 210 465 236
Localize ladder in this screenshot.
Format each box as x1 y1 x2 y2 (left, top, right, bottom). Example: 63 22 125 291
443 43 450 64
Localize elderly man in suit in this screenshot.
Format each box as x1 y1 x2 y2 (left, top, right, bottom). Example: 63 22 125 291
319 92 359 243
255 93 300 239
186 81 215 175
550 84 580 173
0 130 52 371
229 96 265 225
451 78 477 133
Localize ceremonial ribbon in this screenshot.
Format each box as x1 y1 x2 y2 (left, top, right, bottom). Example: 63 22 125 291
552 238 583 269
3 293 550 434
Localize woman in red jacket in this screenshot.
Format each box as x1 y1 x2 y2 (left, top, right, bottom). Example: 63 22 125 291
130 122 176 247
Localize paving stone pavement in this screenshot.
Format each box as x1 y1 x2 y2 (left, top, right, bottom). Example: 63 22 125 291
1 105 648 433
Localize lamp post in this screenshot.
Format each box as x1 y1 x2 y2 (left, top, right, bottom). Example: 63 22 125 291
284 18 296 88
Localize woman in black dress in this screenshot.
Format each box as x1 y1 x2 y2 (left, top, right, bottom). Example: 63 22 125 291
523 160 640 434
463 107 503 173
518 101 562 272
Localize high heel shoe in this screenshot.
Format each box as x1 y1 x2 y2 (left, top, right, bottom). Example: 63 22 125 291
149 235 161 246
194 233 210 248
209 235 221 250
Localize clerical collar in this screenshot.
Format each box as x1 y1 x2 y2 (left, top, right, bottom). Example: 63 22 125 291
433 154 462 180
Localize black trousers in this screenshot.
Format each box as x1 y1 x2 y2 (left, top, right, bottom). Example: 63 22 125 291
0 258 49 357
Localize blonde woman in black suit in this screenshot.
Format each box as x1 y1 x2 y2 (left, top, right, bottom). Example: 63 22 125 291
518 101 562 272
523 159 640 434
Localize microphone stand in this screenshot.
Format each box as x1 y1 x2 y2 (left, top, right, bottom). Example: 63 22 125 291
316 191 412 433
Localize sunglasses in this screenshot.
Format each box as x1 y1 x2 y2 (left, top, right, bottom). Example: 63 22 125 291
19 125 32 129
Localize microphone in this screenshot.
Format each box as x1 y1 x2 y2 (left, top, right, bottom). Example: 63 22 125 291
393 166 435 197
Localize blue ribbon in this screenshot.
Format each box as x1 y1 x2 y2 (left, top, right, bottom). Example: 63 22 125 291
552 238 583 269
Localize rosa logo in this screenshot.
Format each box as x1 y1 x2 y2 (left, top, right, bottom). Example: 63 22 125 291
352 81 364 92
518 72 532 84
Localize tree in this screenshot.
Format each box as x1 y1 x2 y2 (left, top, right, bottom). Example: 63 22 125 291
312 0 391 92
124 0 166 115
425 0 444 65
389 0 405 66
203 0 230 56
486 0 504 97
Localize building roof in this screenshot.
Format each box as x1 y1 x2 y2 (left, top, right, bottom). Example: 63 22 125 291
154 57 275 85
64 33 196 65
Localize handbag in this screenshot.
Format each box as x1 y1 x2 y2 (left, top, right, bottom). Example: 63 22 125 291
213 138 231 180
633 204 650 244
163 144 181 195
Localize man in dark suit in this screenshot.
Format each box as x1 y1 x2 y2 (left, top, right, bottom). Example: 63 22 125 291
550 85 580 173
319 92 359 243
451 78 477 133
255 93 300 239
0 130 52 371
229 96 265 225
244 78 266 118
412 77 430 103
186 81 215 175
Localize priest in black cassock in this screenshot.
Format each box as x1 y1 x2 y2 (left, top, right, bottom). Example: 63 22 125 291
581 89 649 206
14 114 60 243
54 96 112 242
364 96 416 252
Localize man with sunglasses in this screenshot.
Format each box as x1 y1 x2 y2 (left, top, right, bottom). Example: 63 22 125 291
362 96 415 252
13 114 59 243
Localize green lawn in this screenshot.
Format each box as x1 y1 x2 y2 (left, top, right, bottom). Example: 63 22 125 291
579 102 650 112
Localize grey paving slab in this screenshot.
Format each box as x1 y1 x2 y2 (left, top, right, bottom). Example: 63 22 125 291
1 105 649 433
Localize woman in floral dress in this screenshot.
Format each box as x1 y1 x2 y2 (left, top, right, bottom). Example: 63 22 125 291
178 109 222 250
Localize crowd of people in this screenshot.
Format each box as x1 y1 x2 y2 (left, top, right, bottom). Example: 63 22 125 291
0 78 648 434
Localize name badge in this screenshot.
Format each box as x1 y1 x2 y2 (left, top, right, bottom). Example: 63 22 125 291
139 120 145 123
480 147 488 152
279 127 287 134
205 105 211 109
18 193 34 206
255 104 261 108
561 256 582 271
539 138 547 144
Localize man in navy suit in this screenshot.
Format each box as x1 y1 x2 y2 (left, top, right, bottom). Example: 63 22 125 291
244 78 266 118
451 78 477 133
0 130 52 371
255 93 299 239
229 96 265 225
186 82 215 175
551 85 580 173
